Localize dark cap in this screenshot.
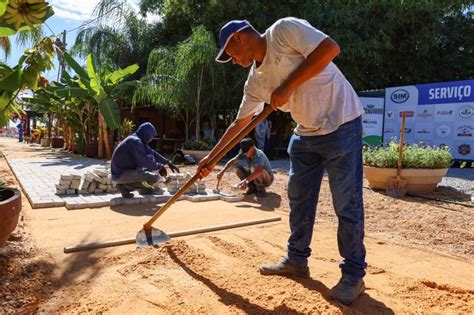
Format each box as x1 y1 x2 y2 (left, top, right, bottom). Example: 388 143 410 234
240 138 255 153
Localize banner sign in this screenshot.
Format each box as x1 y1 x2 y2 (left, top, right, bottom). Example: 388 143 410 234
384 80 474 161
360 97 384 147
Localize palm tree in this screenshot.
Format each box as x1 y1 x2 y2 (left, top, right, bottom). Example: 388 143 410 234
134 26 233 141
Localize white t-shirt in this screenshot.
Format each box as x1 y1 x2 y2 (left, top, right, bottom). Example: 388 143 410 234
237 17 364 136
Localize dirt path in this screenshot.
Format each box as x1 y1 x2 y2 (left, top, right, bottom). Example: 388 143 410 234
1 138 473 314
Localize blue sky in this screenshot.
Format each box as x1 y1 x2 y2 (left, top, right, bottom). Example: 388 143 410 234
4 0 156 81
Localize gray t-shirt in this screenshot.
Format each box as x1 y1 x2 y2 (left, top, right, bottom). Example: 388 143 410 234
237 17 364 136
237 148 273 179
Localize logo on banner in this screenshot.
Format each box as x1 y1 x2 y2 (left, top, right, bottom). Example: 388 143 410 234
436 125 451 137
416 128 431 135
436 109 453 116
363 104 384 115
391 89 410 103
458 144 471 156
417 109 433 119
404 128 412 134
457 125 473 137
384 128 395 134
363 119 378 125
400 111 414 117
386 111 394 119
438 143 449 149
459 105 473 118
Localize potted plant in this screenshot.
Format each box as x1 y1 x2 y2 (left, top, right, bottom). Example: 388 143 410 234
181 137 213 161
363 141 452 194
0 179 21 247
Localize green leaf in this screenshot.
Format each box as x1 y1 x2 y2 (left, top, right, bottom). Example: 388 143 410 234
0 0 8 17
110 80 138 97
54 87 90 98
0 23 15 37
105 64 139 87
86 54 103 97
98 97 120 130
63 51 89 82
0 68 21 92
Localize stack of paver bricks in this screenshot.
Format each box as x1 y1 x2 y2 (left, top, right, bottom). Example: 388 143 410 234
55 168 117 195
166 172 206 194
80 168 117 194
55 174 82 195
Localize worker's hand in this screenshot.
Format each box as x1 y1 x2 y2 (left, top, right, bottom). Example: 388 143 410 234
217 171 224 182
158 165 168 177
271 83 294 110
168 162 180 173
237 178 249 190
196 155 214 178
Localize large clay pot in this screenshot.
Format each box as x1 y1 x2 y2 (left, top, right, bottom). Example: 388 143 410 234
51 137 65 148
181 149 211 162
364 166 449 194
71 143 79 154
84 141 98 158
0 187 21 247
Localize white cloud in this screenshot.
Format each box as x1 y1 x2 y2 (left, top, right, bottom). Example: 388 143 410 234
50 0 98 21
50 0 161 23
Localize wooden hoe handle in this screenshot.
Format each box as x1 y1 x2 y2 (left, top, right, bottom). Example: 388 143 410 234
144 105 275 230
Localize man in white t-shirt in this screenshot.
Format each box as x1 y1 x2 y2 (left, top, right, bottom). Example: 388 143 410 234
196 18 367 305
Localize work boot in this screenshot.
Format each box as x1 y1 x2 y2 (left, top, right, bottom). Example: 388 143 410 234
330 276 365 305
256 188 267 197
117 184 134 198
139 187 155 195
245 183 257 195
259 259 310 278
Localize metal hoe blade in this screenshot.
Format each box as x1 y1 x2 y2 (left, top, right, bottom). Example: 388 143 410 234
136 227 171 248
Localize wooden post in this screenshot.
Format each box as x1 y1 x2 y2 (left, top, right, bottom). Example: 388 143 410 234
63 217 281 253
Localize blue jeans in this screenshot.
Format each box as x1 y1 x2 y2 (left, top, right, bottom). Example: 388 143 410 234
285 116 367 281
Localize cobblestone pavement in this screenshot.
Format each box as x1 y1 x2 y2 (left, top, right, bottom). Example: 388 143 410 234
6 156 227 209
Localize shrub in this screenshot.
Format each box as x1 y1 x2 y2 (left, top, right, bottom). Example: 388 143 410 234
363 141 452 169
182 137 213 150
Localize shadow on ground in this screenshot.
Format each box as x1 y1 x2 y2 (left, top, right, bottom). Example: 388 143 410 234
1 231 110 313
236 192 282 211
110 203 161 217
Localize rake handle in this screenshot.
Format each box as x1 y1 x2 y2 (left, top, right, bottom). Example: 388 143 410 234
397 112 406 177
144 105 274 230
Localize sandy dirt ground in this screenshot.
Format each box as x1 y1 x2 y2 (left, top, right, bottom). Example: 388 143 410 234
1 138 473 314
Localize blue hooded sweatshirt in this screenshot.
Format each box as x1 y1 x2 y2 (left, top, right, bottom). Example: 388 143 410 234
111 122 170 180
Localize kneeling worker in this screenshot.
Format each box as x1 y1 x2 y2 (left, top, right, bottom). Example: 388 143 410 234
217 138 273 197
111 122 179 198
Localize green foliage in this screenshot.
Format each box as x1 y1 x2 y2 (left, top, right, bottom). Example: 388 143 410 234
134 25 232 140
62 52 138 130
140 0 473 91
119 117 135 139
0 36 56 127
363 141 452 169
182 138 213 150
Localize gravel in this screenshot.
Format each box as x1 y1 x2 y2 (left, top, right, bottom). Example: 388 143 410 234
270 159 474 198
439 167 474 196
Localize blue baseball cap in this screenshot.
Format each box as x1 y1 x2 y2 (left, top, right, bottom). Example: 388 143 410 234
216 20 253 63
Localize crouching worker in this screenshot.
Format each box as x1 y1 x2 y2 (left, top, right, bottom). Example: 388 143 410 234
111 122 179 198
217 138 273 197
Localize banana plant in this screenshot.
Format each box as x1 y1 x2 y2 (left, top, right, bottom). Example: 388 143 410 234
61 52 138 158
0 36 55 127
62 52 138 130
